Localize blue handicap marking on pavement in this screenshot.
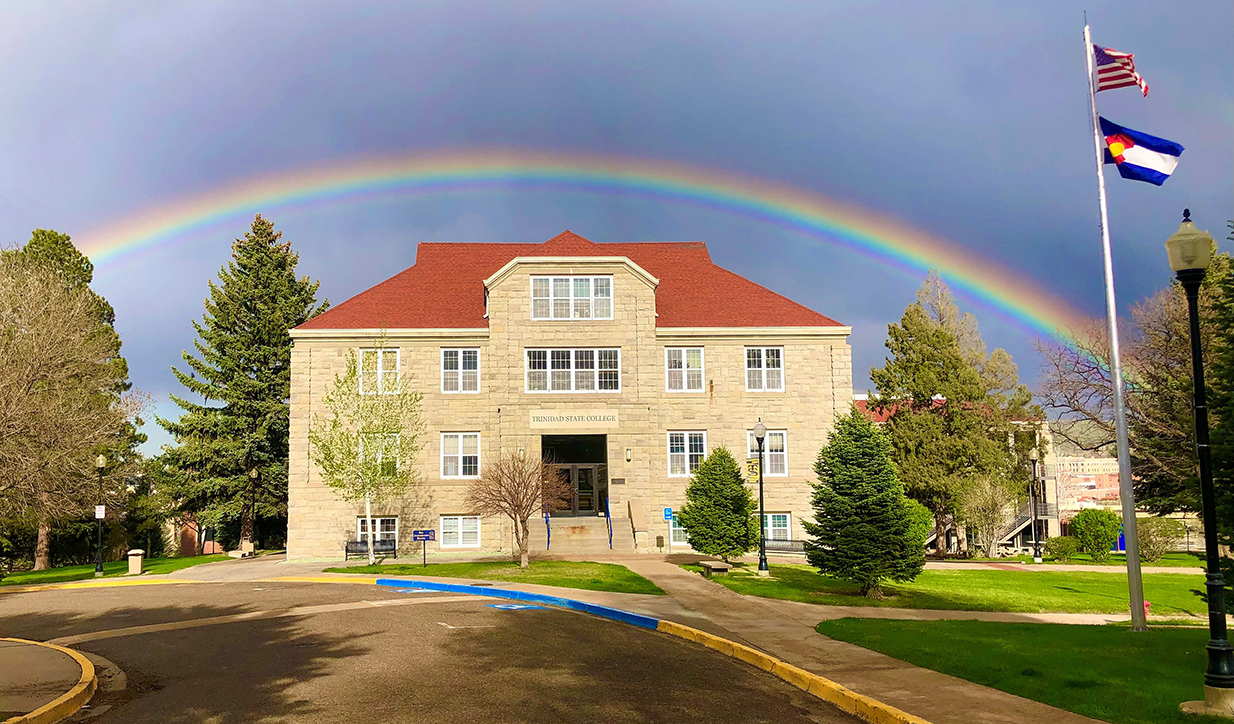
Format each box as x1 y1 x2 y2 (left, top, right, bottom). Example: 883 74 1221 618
487 603 545 610
395 588 432 593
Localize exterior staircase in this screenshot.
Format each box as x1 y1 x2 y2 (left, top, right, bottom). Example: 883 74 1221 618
525 515 635 555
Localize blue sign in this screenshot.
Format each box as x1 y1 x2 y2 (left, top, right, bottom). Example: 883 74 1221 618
663 507 673 521
412 529 436 542
488 603 545 610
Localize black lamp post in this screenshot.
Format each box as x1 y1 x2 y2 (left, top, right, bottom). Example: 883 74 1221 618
1166 209 1234 716
1029 448 1042 563
754 419 769 576
94 454 106 577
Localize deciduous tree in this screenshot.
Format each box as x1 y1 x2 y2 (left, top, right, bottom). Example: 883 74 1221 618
961 476 1024 559
465 450 572 568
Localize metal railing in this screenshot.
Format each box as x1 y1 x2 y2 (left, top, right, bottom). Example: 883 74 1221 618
605 496 613 549
543 507 551 551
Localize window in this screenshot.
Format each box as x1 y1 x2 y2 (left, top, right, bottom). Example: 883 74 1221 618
357 516 399 545
671 514 689 545
762 513 790 541
441 433 480 478
442 349 480 393
745 347 784 391
526 348 621 392
531 276 613 320
665 348 705 392
668 431 707 477
748 430 788 477
359 433 399 477
360 348 400 394
440 515 480 548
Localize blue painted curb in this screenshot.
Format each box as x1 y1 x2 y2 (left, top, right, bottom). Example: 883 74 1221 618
376 578 660 629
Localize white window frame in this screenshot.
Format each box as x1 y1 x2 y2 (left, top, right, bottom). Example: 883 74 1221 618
762 513 791 542
748 430 788 477
530 275 614 321
524 348 622 393
359 433 399 477
440 432 481 479
671 514 689 545
441 348 481 394
357 516 399 545
667 431 707 477
745 346 784 392
440 515 481 548
359 348 400 395
665 347 705 392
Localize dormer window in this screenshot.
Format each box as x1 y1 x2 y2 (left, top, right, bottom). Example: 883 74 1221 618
531 276 613 320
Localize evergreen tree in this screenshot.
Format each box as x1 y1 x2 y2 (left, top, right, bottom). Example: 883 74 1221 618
677 447 759 562
160 215 327 548
804 407 924 597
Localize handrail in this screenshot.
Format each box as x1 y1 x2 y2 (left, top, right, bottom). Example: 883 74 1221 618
544 507 551 551
606 495 613 549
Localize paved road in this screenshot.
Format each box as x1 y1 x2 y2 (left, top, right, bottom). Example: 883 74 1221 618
0 581 855 723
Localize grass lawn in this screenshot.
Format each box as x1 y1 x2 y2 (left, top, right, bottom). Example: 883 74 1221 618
325 560 666 596
1 554 231 587
968 552 1206 568
815 618 1226 724
683 562 1208 615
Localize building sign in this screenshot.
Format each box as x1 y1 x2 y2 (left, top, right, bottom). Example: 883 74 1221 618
411 529 436 542
529 409 619 429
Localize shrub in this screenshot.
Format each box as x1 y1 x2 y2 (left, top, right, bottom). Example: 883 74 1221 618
1070 509 1122 563
1044 535 1078 563
804 407 925 598
1137 517 1185 563
677 447 759 562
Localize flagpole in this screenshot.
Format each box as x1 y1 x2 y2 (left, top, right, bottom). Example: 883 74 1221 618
1084 22 1148 632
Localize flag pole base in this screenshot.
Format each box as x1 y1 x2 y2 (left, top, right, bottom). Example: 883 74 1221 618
1180 686 1234 719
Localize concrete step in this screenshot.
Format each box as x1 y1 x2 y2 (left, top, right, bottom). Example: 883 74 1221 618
527 516 635 553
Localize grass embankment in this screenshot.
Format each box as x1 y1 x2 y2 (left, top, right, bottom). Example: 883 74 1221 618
684 562 1207 615
326 560 666 595
816 618 1226 724
1 554 231 587
968 551 1205 568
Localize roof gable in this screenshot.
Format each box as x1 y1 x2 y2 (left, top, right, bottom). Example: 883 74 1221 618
297 230 843 330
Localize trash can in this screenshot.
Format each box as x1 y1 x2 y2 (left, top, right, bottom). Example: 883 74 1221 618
127 549 144 575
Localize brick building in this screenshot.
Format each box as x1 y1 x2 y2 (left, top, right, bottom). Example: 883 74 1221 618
286 231 852 559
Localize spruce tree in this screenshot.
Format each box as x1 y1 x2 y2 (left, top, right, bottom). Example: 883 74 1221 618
160 215 327 548
804 407 924 597
677 447 759 562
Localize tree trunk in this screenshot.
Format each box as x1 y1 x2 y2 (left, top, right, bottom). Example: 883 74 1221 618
957 525 969 555
519 519 530 568
364 494 375 566
195 521 205 556
933 517 947 557
34 519 52 570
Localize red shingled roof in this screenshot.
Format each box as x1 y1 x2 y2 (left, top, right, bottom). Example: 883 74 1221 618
299 231 843 330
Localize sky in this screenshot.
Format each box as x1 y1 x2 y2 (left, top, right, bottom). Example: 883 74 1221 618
1 1 1230 455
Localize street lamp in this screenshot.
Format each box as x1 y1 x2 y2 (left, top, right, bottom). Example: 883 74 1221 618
94 454 106 577
1166 209 1234 717
753 419 769 576
1028 448 1042 564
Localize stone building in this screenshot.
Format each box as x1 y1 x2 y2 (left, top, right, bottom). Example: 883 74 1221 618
286 231 852 559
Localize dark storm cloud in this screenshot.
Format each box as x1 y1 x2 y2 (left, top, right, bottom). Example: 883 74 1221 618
0 1 1229 452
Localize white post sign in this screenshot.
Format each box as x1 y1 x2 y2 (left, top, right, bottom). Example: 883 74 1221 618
95 505 106 520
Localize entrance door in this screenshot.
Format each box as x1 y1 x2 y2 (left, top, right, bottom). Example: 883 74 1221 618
553 464 606 516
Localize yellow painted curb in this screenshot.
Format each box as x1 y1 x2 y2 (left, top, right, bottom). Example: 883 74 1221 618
260 576 377 585
655 621 932 724
0 578 207 595
0 638 97 724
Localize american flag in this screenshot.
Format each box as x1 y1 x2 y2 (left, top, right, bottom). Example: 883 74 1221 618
1093 44 1148 96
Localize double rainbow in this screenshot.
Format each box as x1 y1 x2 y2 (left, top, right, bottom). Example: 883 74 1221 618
77 148 1086 341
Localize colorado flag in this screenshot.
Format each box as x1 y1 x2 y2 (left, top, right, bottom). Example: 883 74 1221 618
1100 117 1183 186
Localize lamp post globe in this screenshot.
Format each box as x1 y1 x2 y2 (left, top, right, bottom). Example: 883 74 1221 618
1166 210 1234 716
94 454 106 577
753 419 768 576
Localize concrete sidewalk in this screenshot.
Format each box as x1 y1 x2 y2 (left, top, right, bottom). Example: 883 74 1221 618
0 638 94 721
620 558 1104 724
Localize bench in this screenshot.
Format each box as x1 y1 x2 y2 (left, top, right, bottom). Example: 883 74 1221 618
699 560 732 577
344 539 398 561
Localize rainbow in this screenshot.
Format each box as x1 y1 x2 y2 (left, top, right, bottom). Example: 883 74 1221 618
77 148 1087 342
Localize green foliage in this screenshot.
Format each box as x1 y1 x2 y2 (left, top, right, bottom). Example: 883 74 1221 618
1070 509 1122 563
1044 535 1078 562
159 215 327 545
903 498 933 550
1135 517 1185 563
869 273 1037 553
677 447 759 562
803 408 925 597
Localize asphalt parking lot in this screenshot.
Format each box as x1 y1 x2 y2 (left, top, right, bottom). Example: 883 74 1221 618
0 582 856 723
